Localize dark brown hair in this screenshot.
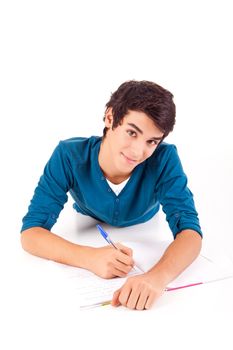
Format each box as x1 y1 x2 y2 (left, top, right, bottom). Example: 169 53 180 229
103 80 176 139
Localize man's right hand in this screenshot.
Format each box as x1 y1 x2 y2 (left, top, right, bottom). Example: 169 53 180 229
87 243 134 279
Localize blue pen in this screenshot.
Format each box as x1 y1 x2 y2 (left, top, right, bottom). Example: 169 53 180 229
96 224 118 249
96 224 141 272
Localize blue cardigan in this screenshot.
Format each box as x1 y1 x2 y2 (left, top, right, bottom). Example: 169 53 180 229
21 136 202 238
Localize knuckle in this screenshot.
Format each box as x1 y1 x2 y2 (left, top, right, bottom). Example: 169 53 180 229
124 257 132 266
102 271 109 278
125 265 132 273
120 272 127 278
128 248 133 255
119 296 127 306
136 304 144 311
116 270 124 277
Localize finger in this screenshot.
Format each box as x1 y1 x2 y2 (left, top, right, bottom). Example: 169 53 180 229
125 285 142 309
134 289 150 310
111 267 128 278
115 249 134 266
117 283 132 307
144 291 157 310
113 260 133 275
115 243 133 257
111 289 122 307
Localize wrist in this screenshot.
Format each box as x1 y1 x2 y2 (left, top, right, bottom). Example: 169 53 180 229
71 244 95 270
145 267 171 289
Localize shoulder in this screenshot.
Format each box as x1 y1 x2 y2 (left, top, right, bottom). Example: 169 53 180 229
56 136 101 163
155 142 177 156
144 142 183 177
59 136 101 150
149 142 179 165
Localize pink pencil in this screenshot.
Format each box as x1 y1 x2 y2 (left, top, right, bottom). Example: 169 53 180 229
165 282 202 291
165 275 233 292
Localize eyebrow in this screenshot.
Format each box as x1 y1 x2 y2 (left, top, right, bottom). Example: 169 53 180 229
127 123 164 140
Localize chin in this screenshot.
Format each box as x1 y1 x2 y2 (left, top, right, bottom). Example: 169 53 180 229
119 162 137 173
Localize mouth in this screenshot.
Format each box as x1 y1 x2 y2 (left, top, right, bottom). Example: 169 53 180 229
121 152 139 165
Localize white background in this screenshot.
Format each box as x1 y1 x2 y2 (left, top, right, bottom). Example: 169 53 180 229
0 1 233 349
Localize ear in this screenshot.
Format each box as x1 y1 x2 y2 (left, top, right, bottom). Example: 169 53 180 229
104 107 114 128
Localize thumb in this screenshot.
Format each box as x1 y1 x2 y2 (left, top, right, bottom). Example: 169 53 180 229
111 288 122 307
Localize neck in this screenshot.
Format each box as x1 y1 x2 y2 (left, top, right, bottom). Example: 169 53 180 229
106 174 130 185
98 140 131 184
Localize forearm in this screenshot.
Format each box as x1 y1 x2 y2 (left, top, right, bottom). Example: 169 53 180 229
20 227 93 269
147 229 202 286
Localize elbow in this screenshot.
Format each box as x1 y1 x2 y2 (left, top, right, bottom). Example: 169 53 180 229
176 229 203 255
20 226 48 256
20 228 36 253
20 229 29 252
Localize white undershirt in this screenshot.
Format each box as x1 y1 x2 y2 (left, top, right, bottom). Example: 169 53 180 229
106 177 130 196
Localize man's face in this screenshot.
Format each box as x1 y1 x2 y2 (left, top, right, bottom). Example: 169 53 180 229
103 109 164 175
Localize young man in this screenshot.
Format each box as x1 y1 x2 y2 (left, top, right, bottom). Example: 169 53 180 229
21 80 202 310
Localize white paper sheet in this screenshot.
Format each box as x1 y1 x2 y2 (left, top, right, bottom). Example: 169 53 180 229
49 241 233 309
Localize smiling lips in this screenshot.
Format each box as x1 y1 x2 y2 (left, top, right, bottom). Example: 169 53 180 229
121 152 139 165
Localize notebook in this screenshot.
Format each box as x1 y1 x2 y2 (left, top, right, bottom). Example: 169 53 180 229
49 240 233 309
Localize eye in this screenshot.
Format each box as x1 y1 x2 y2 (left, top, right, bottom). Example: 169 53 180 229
127 130 137 137
147 140 158 146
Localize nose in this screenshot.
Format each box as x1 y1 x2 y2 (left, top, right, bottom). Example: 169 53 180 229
129 142 144 160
